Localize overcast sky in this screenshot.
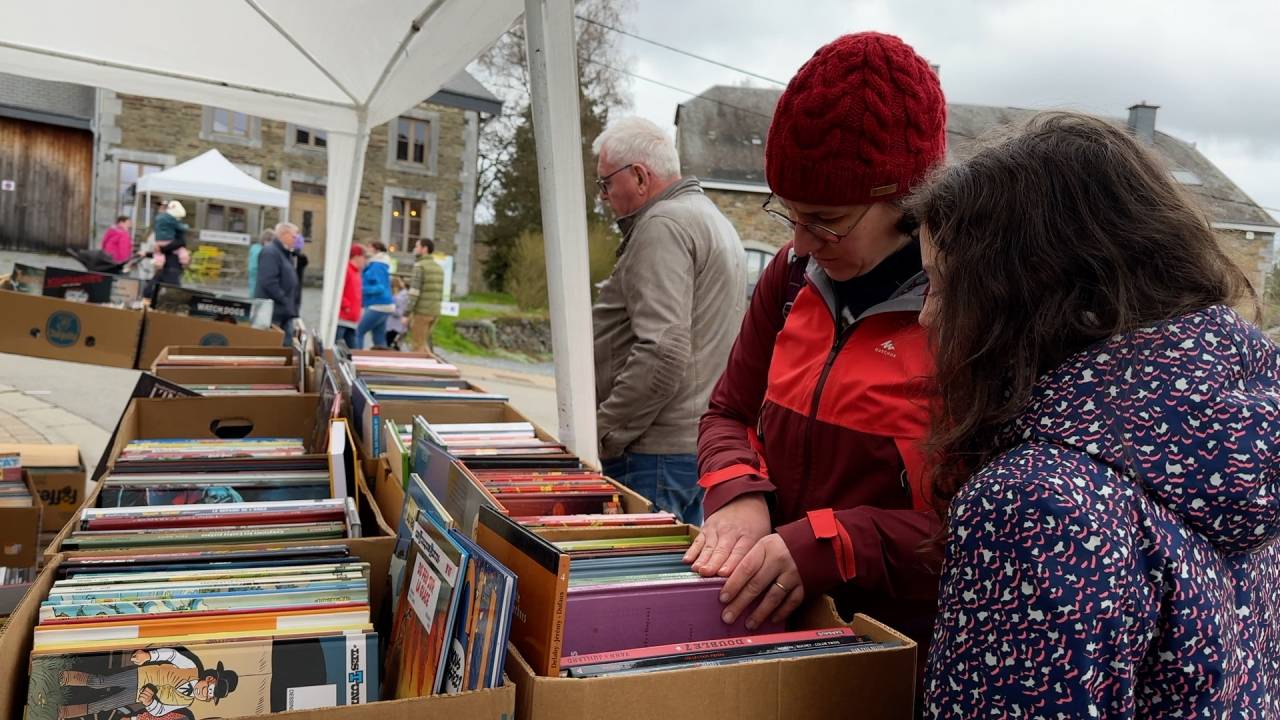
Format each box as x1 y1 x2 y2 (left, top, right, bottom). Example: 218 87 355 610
609 0 1279 222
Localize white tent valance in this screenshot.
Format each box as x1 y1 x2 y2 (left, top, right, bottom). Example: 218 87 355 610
0 0 599 465
136 149 289 208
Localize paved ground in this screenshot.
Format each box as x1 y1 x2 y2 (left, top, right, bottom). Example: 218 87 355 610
0 250 560 468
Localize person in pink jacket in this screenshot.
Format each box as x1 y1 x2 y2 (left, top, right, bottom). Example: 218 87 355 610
100 215 133 264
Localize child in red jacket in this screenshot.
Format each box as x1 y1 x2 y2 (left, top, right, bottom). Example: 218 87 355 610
338 246 366 348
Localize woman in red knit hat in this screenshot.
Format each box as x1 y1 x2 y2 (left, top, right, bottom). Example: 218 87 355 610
688 32 947 652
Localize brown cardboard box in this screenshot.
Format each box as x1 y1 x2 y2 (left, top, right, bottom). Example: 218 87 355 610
0 540 517 720
152 344 304 393
137 308 283 369
0 444 85 532
0 291 143 368
507 600 916 720
0 471 42 568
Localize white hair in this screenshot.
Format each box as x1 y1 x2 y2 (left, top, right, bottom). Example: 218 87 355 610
592 117 681 179
274 222 299 236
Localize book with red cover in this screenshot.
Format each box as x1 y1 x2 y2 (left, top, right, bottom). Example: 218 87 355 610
560 626 858 668
515 512 679 528
496 493 621 517
82 507 345 531
562 576 783 657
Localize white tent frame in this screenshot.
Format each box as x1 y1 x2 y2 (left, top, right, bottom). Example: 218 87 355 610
0 0 599 466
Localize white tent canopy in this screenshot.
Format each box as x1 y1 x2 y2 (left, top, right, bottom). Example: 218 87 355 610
0 0 598 465
136 149 289 208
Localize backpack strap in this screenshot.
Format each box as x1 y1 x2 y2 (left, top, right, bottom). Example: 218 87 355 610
780 249 809 321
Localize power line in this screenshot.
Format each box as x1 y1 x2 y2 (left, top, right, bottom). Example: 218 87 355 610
576 15 788 87
580 57 776 121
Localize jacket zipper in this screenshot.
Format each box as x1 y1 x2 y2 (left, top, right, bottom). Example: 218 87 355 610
798 320 856 515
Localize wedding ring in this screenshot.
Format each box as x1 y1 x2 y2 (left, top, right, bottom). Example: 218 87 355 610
773 581 789 593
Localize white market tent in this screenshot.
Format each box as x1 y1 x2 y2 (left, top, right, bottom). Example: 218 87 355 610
136 148 290 210
0 0 600 465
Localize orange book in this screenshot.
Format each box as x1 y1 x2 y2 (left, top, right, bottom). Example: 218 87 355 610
475 505 569 676
34 606 369 648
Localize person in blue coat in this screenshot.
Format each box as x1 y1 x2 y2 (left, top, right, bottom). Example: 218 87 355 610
255 222 300 344
911 112 1279 715
355 241 395 349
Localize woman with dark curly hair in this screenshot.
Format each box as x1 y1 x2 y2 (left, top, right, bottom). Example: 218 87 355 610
911 111 1279 715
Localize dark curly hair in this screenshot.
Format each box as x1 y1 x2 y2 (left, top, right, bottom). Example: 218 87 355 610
903 111 1257 520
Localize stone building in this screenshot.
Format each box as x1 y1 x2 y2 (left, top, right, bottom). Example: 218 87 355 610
676 87 1278 296
0 70 501 294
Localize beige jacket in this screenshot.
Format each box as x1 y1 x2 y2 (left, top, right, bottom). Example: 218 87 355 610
593 178 747 458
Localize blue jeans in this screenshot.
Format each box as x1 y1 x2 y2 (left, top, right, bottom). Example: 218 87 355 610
602 453 702 525
336 325 358 349
355 309 390 349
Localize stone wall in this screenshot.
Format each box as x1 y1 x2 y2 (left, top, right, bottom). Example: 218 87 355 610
456 316 552 357
103 94 474 288
1216 228 1275 297
704 188 790 249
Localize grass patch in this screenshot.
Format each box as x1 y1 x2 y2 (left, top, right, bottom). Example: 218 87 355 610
457 291 516 306
432 302 547 358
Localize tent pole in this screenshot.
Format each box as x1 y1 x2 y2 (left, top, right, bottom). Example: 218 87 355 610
318 116 370 345
524 0 599 468
144 192 152 227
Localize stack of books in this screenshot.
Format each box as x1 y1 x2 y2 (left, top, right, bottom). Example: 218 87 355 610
419 421 579 468
476 508 901 678
385 476 516 698
179 384 300 396
349 352 458 378
6 263 144 308
62 434 360 551
155 354 292 368
0 453 30 508
362 376 507 403
25 545 379 718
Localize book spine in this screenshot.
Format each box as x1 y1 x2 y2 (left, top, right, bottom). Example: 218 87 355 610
560 627 856 668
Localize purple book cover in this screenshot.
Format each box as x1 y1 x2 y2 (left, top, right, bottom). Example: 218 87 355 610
562 576 783 656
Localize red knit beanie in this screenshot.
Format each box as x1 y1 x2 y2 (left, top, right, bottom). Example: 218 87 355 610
766 32 947 206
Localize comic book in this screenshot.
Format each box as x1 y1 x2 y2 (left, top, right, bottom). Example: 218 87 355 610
444 530 516 691
384 511 469 698
26 633 379 719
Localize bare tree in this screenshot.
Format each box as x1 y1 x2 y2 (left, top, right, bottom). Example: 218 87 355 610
470 0 634 210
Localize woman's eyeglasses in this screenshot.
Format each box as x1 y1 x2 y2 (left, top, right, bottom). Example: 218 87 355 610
761 193 869 245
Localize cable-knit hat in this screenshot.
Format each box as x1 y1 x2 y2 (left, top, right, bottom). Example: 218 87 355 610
766 32 947 205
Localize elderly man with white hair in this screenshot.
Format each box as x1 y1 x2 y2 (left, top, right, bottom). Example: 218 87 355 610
592 116 747 524
256 221 301 343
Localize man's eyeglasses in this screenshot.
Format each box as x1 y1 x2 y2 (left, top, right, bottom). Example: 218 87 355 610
761 193 868 245
595 164 637 194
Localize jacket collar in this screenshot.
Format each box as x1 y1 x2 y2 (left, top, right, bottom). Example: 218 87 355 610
798 247 926 328
615 177 702 252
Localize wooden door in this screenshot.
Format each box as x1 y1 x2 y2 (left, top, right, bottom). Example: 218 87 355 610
0 117 93 250
289 183 326 283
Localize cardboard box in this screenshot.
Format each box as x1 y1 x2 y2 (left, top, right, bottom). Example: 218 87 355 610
0 290 143 368
0 444 85 532
137 308 283 369
0 539 517 720
507 600 916 720
151 344 298 370
0 472 42 568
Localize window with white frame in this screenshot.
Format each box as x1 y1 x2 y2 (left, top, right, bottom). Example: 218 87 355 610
386 112 439 175
202 107 261 146
388 196 428 251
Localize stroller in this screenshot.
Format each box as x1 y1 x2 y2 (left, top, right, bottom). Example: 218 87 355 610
65 247 144 276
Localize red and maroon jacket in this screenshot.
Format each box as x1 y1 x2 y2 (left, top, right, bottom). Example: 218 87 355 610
698 243 940 645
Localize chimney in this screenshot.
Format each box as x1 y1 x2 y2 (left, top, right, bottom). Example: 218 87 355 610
1127 102 1159 145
